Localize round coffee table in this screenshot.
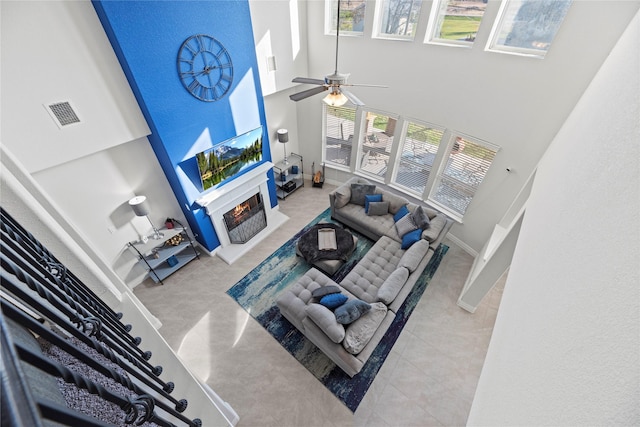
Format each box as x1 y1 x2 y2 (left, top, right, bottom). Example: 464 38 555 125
296 223 357 276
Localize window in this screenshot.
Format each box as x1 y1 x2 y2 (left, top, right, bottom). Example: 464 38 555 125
373 0 423 40
487 0 572 58
322 107 500 221
429 135 498 217
323 104 357 168
357 111 398 181
326 0 366 35
426 0 488 46
392 121 445 196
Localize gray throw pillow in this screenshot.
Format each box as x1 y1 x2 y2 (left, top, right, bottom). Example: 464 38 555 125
343 302 387 355
398 239 429 272
367 201 389 216
350 184 376 206
411 205 431 230
311 285 341 299
333 190 351 209
422 214 447 242
334 300 372 324
395 214 418 237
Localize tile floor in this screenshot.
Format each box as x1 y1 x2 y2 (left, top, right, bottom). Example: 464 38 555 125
133 181 505 427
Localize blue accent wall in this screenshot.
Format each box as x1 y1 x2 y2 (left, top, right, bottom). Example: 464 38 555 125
92 0 277 252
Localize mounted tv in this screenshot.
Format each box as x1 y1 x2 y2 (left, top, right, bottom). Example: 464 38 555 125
196 126 263 191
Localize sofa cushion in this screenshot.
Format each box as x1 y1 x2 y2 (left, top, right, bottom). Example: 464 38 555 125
340 236 404 303
364 194 383 213
381 192 410 215
334 190 351 209
395 214 418 237
312 285 341 299
367 201 389 216
401 228 422 249
398 239 430 272
306 303 345 344
377 267 409 305
320 293 348 309
334 300 372 324
350 183 376 206
336 202 394 238
343 302 388 354
411 205 431 230
393 205 410 222
422 214 448 242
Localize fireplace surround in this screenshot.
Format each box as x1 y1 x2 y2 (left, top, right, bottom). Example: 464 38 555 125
195 162 288 264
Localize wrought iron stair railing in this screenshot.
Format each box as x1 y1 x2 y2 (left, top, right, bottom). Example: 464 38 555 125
0 207 203 426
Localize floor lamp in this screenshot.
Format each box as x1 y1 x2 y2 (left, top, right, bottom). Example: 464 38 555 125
129 195 164 240
277 128 289 164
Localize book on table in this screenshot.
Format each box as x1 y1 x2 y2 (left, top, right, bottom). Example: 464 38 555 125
318 228 337 250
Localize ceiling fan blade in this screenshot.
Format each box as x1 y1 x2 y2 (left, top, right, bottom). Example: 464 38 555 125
343 83 389 88
292 77 326 85
341 89 364 106
289 85 328 102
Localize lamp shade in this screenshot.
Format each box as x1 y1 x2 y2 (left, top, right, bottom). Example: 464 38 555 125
129 196 150 217
277 129 289 143
323 91 348 107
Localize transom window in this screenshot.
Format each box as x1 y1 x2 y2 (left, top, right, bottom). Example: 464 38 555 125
487 0 572 58
326 0 366 35
426 0 488 46
373 0 423 40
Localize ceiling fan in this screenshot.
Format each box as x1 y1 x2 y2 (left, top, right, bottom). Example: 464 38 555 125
289 0 387 107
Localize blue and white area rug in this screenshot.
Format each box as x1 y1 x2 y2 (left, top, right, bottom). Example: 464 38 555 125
226 208 448 412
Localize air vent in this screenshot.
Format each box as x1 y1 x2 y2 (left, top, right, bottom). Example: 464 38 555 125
45 101 81 128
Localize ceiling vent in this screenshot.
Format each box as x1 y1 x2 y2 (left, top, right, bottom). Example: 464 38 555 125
45 101 81 129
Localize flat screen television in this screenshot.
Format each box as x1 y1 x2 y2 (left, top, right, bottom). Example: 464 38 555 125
196 126 263 191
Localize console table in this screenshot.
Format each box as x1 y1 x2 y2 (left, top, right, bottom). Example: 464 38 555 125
273 153 303 199
128 226 199 285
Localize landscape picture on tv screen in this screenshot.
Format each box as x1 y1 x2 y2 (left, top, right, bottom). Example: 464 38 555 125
196 126 263 191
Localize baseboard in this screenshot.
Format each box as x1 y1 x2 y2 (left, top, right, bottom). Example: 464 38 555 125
446 233 478 257
456 297 477 313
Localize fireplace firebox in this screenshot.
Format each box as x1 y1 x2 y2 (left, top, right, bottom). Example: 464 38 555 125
222 193 267 244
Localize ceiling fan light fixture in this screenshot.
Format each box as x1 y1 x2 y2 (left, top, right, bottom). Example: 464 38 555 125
323 90 348 107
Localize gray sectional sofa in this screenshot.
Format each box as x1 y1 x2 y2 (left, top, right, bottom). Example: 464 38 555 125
277 177 453 377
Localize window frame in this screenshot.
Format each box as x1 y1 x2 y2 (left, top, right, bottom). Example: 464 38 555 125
322 102 359 171
325 0 366 37
485 0 572 58
372 0 423 41
354 108 399 184
424 0 488 48
390 118 447 198
426 133 499 220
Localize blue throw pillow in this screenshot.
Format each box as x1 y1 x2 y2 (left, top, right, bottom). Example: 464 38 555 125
401 228 422 249
393 205 410 222
364 194 383 214
334 300 371 324
319 293 348 309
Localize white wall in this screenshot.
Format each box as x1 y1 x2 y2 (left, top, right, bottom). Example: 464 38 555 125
0 0 150 173
468 10 639 425
0 1 188 286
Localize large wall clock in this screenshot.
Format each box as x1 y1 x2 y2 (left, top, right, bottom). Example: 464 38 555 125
177 34 233 102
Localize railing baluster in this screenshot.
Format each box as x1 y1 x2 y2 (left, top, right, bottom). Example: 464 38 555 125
2 302 200 426
1 208 205 426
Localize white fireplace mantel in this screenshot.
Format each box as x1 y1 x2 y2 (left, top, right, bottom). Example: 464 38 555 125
195 162 288 264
